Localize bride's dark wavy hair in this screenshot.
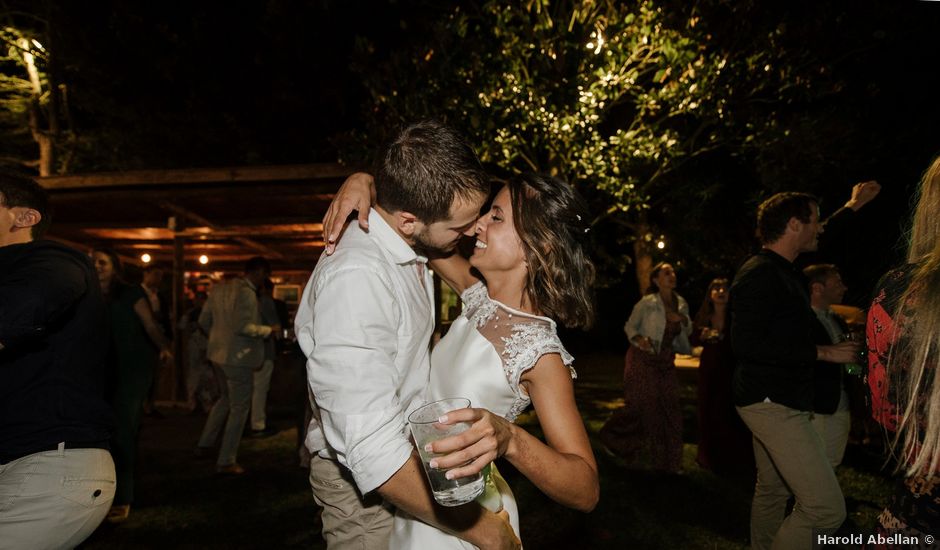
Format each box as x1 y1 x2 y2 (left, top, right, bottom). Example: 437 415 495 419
507 173 595 329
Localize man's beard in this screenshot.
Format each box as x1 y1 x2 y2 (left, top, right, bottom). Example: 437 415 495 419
413 230 458 258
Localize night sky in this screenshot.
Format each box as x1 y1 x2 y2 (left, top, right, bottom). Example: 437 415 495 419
9 1 940 344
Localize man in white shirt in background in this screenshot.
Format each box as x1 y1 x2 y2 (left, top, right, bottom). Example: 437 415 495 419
295 120 517 550
196 257 274 474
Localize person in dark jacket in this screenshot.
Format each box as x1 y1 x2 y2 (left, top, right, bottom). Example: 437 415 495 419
804 264 854 468
0 172 115 549
731 192 863 550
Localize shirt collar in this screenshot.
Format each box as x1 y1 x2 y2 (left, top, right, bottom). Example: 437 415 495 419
367 208 426 265
812 306 833 317
758 248 803 276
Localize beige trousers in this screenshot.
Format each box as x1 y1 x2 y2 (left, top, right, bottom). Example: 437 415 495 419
308 454 394 549
737 402 845 550
0 446 115 550
251 358 275 430
810 390 851 467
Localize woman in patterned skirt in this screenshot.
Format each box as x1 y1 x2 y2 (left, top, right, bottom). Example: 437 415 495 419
600 262 691 473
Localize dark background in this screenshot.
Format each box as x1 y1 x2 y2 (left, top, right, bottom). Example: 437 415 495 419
7 0 940 351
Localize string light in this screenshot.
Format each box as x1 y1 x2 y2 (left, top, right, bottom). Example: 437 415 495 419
140 253 152 264
198 255 209 265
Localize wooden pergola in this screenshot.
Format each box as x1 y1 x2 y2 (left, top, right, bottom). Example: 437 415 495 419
38 163 355 400
39 163 354 273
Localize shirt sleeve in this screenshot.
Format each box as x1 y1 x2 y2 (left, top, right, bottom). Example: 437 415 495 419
623 298 648 340
298 266 414 494
0 252 87 349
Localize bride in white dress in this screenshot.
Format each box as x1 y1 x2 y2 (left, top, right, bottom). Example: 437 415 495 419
324 172 599 548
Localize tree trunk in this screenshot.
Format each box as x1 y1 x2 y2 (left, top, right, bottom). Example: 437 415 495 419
22 39 54 176
633 216 654 295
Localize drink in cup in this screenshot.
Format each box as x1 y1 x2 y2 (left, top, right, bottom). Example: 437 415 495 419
408 398 485 507
840 332 864 376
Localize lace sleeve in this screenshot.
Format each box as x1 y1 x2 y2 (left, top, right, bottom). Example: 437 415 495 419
498 320 575 422
460 281 489 313
502 321 576 390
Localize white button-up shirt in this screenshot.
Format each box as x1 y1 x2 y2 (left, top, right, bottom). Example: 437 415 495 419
295 209 434 494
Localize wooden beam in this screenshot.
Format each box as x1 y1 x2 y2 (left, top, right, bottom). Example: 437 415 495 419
64 224 323 242
38 163 360 190
159 201 287 261
52 219 325 231
50 186 338 204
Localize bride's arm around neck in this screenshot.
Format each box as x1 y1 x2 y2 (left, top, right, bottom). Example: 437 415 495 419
429 254 480 296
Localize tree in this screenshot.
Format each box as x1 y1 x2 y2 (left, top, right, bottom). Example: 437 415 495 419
344 0 846 292
0 4 73 175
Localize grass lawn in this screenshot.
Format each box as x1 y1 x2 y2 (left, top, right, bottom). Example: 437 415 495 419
80 352 894 549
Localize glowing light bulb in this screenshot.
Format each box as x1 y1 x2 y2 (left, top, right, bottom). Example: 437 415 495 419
140 253 152 263
198 255 209 265
656 240 666 250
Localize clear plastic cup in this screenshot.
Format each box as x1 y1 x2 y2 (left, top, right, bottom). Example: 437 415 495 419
408 398 484 507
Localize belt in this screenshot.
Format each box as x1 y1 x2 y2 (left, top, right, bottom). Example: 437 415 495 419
0 440 111 465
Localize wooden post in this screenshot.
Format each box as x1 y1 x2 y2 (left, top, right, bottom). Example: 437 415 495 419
171 223 186 402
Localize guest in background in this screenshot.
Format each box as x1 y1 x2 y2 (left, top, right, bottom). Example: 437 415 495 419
92 248 172 523
600 262 691 473
732 192 861 549
195 257 274 475
180 291 215 414
867 155 940 541
692 278 753 476
140 264 168 330
140 264 169 418
249 279 283 438
804 264 854 468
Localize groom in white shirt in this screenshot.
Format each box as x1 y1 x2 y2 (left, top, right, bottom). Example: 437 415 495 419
296 121 517 550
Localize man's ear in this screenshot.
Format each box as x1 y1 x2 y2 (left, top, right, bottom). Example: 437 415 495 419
785 216 801 234
395 210 422 238
12 207 41 230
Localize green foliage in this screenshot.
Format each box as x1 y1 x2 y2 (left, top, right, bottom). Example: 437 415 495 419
344 0 844 284
0 24 47 168
353 2 805 200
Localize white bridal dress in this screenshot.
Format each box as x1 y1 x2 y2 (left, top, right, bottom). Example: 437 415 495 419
389 282 575 549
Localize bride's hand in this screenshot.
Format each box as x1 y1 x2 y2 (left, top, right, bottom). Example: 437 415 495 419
425 407 516 479
322 172 375 255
